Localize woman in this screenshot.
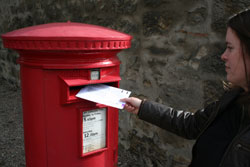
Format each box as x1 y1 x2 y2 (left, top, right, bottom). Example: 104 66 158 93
121 9 250 167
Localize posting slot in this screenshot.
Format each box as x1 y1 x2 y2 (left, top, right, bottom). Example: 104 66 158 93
60 78 119 104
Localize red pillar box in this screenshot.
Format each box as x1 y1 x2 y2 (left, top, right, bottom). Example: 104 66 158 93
1 22 132 167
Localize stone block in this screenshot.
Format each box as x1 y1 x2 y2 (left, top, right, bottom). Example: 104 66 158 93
211 0 250 35
187 7 207 25
147 46 174 56
143 11 173 36
143 0 169 8
111 0 138 15
203 80 224 106
199 42 225 75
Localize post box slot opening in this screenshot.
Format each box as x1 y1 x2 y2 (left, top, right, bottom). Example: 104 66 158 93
69 86 84 97
68 82 118 102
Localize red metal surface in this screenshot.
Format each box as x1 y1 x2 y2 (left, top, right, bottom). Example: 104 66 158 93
1 22 131 167
1 22 132 50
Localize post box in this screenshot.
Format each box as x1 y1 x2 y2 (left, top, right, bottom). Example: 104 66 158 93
1 22 132 167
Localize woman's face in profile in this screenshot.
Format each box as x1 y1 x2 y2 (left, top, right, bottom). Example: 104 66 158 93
221 27 250 90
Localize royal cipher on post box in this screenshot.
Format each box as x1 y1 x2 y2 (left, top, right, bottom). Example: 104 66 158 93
1 22 132 167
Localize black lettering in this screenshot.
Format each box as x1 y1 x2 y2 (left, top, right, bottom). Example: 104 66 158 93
90 132 98 136
86 117 96 121
84 132 89 138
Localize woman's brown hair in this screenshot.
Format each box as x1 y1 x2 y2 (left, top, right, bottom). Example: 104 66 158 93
227 9 250 92
227 9 250 117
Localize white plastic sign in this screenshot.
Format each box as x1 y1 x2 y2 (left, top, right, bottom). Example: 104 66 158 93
82 108 106 154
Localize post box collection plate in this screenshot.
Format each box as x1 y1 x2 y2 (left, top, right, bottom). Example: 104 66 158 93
82 108 107 154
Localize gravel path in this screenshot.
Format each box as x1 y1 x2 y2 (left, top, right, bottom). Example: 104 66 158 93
0 79 25 167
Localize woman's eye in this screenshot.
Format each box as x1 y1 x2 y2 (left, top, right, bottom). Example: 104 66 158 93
227 46 233 51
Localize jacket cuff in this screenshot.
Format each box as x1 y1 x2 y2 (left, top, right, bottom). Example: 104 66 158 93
137 99 146 117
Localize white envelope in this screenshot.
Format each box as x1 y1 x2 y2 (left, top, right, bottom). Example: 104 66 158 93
76 84 131 109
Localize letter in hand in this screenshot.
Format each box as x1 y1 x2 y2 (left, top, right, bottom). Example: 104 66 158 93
120 97 142 115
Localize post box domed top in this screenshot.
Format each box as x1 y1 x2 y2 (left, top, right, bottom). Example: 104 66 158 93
1 22 132 51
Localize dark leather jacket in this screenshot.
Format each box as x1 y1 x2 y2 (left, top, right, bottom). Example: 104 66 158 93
138 88 250 167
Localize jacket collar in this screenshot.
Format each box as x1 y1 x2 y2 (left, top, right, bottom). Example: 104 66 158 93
218 87 244 112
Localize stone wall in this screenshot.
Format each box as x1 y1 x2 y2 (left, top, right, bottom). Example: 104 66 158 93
1 0 250 166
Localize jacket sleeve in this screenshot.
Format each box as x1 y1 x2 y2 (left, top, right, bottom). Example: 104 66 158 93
138 100 220 140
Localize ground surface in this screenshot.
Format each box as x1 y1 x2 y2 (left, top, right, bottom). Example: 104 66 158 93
0 79 136 167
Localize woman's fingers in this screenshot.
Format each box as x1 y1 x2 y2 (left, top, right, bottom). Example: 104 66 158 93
120 98 133 104
120 97 142 108
121 97 141 115
124 104 135 112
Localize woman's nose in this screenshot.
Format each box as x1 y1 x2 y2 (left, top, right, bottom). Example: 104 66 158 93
221 50 227 61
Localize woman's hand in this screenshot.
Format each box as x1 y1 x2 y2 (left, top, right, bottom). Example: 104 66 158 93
120 97 142 115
